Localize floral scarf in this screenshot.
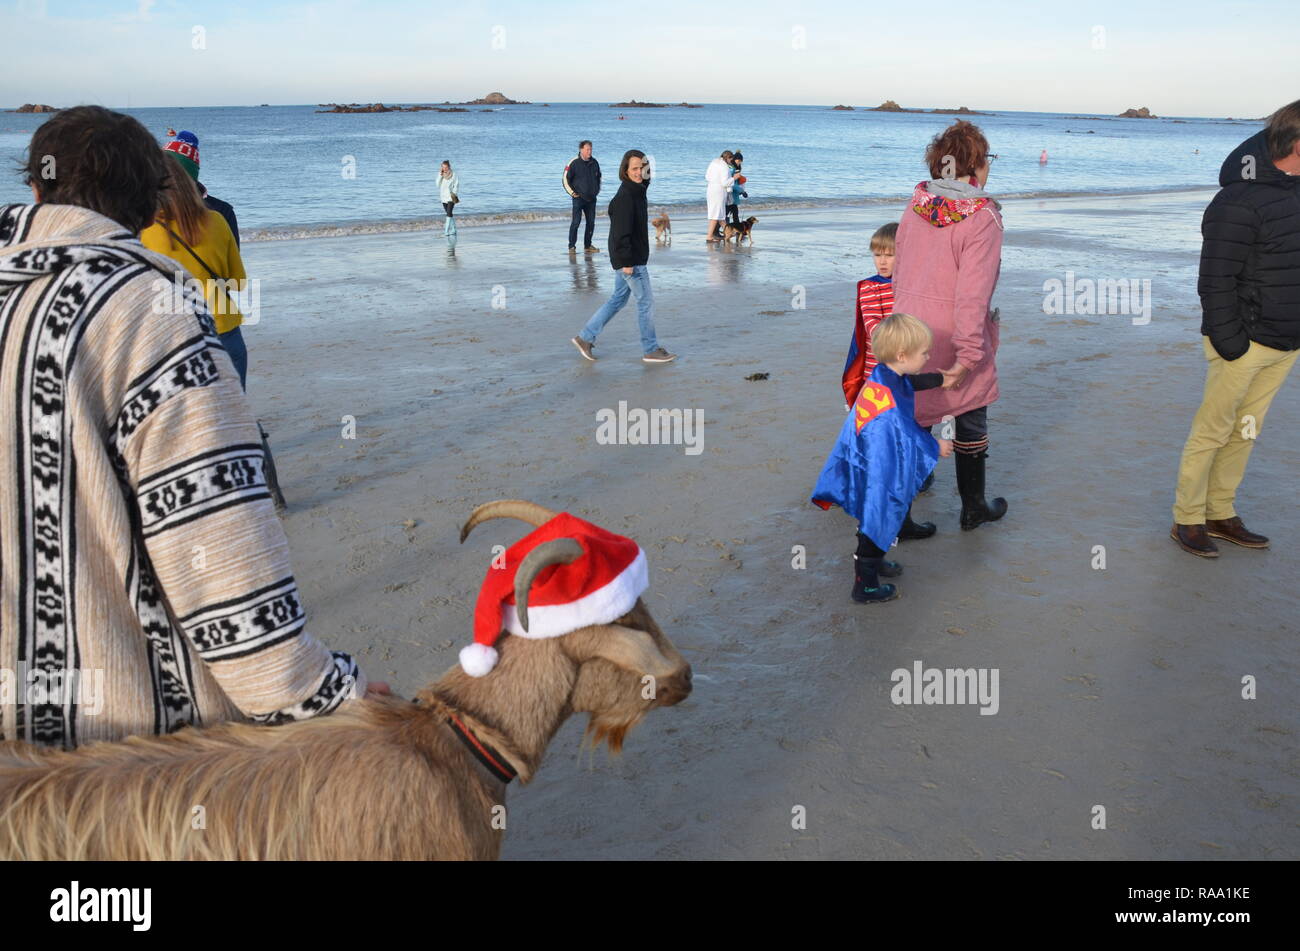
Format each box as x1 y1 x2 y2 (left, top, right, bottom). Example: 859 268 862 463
910 180 993 228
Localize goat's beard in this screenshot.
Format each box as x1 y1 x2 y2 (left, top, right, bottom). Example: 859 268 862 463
570 657 659 754
582 703 651 754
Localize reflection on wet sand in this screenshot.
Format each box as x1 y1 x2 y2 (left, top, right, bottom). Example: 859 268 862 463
706 241 750 286
310 198 1211 311
568 253 601 292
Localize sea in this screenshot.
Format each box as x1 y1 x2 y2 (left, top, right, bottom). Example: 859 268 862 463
0 102 1262 241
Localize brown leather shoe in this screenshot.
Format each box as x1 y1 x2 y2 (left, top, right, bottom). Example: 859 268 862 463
1205 516 1269 549
1170 523 1220 558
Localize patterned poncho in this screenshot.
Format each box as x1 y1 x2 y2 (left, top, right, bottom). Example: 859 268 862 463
0 203 365 748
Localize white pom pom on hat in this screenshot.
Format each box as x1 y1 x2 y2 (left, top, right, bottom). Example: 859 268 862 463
459 642 499 678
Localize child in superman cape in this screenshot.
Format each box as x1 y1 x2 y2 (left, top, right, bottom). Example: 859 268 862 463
812 313 953 603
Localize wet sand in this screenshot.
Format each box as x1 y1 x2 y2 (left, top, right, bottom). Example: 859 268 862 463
239 191 1298 860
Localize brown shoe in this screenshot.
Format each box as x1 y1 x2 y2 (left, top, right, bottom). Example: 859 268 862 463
1205 516 1269 549
1170 523 1220 558
571 336 596 362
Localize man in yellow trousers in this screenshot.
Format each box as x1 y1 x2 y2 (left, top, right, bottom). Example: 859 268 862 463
1172 100 1300 557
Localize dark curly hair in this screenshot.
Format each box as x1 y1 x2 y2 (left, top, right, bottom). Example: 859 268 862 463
21 105 168 234
924 120 990 181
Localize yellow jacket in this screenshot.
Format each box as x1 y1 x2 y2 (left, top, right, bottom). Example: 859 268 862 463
141 210 245 334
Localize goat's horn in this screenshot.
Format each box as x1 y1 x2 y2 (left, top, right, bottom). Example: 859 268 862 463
459 500 559 544
514 538 585 633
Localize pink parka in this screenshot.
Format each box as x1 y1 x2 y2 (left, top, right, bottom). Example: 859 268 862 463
892 181 1004 428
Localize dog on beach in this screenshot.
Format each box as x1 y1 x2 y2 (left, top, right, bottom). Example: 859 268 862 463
723 216 758 245
652 212 671 242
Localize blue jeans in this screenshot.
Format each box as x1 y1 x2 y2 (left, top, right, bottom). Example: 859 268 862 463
579 266 659 354
569 198 596 248
219 326 248 390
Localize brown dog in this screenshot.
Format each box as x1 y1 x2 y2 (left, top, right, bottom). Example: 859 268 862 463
652 212 671 242
723 216 758 245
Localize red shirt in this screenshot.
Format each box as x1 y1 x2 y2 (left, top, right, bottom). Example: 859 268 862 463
858 278 894 370
841 276 894 404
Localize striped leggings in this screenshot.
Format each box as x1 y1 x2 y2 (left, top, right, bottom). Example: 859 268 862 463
932 406 990 456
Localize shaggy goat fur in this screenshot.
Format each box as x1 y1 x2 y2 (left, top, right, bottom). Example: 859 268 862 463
0 502 691 860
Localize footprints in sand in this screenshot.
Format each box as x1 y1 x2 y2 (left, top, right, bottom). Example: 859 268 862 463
646 533 746 579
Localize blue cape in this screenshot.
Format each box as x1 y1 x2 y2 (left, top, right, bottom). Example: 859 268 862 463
811 363 939 551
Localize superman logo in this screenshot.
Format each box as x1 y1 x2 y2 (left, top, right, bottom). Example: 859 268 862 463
853 382 895 433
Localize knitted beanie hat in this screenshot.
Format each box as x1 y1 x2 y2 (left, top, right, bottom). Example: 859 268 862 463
164 131 200 181
460 513 648 677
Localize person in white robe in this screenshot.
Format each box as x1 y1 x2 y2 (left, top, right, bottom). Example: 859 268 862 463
705 150 736 241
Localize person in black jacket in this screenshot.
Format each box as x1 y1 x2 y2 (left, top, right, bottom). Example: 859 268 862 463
162 129 287 511
1171 100 1300 557
566 140 602 253
571 150 676 364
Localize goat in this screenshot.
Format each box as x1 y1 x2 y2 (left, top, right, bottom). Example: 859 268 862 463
0 500 692 860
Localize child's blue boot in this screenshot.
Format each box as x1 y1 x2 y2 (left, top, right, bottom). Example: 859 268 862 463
852 532 900 603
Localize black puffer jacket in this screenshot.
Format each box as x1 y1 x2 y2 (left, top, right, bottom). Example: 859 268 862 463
566 156 602 202
607 178 649 269
1199 131 1300 359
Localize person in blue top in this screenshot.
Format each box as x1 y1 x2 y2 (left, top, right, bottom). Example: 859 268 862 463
725 151 746 228
812 313 953 603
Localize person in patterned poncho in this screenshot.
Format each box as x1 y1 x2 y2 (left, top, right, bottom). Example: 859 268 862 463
0 106 382 749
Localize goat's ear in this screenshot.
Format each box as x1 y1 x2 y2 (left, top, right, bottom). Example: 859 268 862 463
565 624 679 678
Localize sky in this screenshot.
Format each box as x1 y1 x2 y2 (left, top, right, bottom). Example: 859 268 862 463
1 0 1295 117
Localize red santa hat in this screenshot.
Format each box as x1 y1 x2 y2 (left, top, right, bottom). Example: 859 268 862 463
460 513 648 677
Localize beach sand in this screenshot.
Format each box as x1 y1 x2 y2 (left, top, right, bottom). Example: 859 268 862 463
239 190 1297 860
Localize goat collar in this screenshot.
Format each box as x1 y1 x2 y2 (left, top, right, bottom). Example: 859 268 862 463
446 711 518 784
415 692 519 784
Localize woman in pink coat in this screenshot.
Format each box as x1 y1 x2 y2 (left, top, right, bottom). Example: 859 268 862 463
892 120 1008 531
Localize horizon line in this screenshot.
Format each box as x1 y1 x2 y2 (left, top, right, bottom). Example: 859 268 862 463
3 101 1269 122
